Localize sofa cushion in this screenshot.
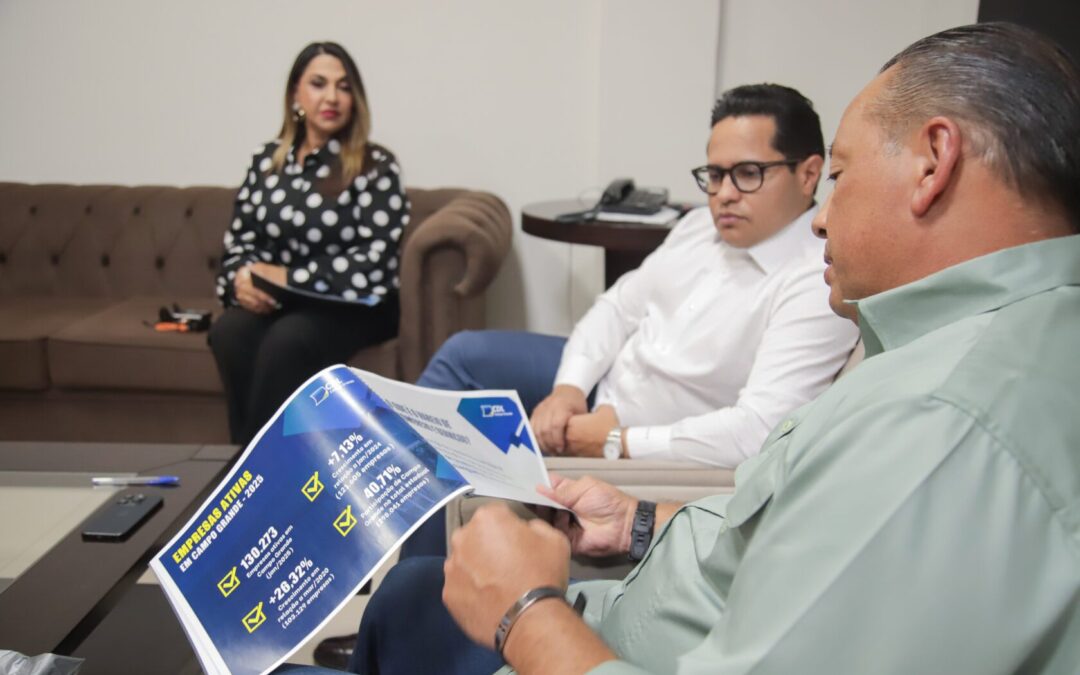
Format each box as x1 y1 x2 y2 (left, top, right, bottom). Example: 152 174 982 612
48 296 224 394
0 298 113 390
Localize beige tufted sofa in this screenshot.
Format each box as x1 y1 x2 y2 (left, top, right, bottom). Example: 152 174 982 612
0 182 512 444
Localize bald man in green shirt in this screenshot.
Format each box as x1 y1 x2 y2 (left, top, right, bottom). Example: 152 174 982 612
436 23 1080 675
301 22 1079 675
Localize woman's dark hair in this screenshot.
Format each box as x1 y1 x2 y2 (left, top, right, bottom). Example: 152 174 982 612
271 41 371 184
710 84 825 162
873 22 1080 231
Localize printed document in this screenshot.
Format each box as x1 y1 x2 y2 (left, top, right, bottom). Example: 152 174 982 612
151 364 554 675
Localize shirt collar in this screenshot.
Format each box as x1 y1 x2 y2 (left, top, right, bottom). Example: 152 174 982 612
285 137 341 169
856 234 1080 357
745 205 819 276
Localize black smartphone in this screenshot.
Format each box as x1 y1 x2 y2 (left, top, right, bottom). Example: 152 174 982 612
81 493 164 541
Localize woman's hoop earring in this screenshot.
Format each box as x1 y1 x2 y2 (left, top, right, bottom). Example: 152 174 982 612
292 103 306 122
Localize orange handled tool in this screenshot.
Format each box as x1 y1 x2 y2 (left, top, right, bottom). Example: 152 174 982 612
153 321 190 332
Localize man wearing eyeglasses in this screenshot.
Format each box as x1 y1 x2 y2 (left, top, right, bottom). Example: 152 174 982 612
410 84 850 533
530 84 859 463
431 84 857 469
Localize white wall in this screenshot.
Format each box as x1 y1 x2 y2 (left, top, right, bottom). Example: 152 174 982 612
0 0 719 334
716 0 981 176
579 2 722 320
0 0 980 334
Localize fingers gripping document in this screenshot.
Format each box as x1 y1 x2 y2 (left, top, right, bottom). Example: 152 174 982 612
151 365 557 675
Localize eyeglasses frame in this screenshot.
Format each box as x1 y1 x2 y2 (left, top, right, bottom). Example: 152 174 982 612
690 159 802 195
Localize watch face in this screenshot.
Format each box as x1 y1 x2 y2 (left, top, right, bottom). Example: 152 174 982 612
603 439 621 460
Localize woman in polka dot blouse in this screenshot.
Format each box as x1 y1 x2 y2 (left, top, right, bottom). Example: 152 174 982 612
209 41 405 444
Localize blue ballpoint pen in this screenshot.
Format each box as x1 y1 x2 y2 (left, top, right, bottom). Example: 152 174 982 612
91 475 181 487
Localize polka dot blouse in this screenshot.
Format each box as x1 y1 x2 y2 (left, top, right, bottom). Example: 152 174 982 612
216 139 409 307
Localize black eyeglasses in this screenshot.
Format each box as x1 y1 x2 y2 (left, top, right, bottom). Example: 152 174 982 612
690 160 800 194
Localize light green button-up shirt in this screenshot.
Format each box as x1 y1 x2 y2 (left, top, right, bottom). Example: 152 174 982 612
521 236 1080 674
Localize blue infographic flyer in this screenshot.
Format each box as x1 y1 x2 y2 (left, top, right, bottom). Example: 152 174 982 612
150 365 554 675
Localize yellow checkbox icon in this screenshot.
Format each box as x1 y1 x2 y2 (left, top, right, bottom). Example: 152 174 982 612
334 505 357 536
302 472 324 502
242 602 266 633
217 566 240 598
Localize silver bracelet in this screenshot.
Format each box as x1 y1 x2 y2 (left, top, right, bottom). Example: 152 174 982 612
493 586 566 657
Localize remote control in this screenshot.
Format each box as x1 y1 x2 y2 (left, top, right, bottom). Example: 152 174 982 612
81 493 164 541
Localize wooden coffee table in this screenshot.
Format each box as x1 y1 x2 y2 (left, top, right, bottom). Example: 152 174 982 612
0 442 239 673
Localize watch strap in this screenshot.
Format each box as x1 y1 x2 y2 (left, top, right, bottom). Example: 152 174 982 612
605 428 623 459
628 499 657 562
494 586 566 656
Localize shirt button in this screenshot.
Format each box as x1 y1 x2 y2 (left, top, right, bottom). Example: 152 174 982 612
780 419 795 433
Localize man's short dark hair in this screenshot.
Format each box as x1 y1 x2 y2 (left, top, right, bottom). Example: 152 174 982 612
710 84 825 162
874 22 1080 232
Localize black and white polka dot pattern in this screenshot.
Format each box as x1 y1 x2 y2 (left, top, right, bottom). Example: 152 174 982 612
216 140 408 306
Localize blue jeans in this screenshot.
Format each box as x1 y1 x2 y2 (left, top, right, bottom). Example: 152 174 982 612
415 330 569 411
399 330 570 559
275 557 504 674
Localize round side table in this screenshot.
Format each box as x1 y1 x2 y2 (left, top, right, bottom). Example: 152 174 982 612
522 199 676 288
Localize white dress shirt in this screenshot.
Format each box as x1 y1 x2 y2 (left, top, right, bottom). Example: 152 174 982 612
554 206 859 466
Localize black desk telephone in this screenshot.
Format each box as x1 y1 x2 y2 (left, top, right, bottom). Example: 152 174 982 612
555 178 669 222
598 178 668 215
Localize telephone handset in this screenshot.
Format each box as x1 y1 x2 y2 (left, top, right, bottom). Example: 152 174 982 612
600 178 635 207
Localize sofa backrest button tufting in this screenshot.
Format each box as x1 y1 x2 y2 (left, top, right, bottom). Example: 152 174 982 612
101 254 110 267
155 256 165 270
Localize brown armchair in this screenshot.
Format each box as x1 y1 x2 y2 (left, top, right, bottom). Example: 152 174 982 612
0 182 512 444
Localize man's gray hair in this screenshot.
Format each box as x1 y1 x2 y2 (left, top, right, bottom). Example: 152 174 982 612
872 22 1080 231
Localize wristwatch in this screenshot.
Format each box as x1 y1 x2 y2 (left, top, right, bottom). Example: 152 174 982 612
603 428 623 460
628 499 657 561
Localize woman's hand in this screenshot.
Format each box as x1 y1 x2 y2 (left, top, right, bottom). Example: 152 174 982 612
537 473 638 558
249 262 287 286
233 263 283 315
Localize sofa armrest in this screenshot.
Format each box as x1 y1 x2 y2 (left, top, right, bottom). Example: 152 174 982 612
397 190 512 382
445 457 734 581
542 457 735 497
